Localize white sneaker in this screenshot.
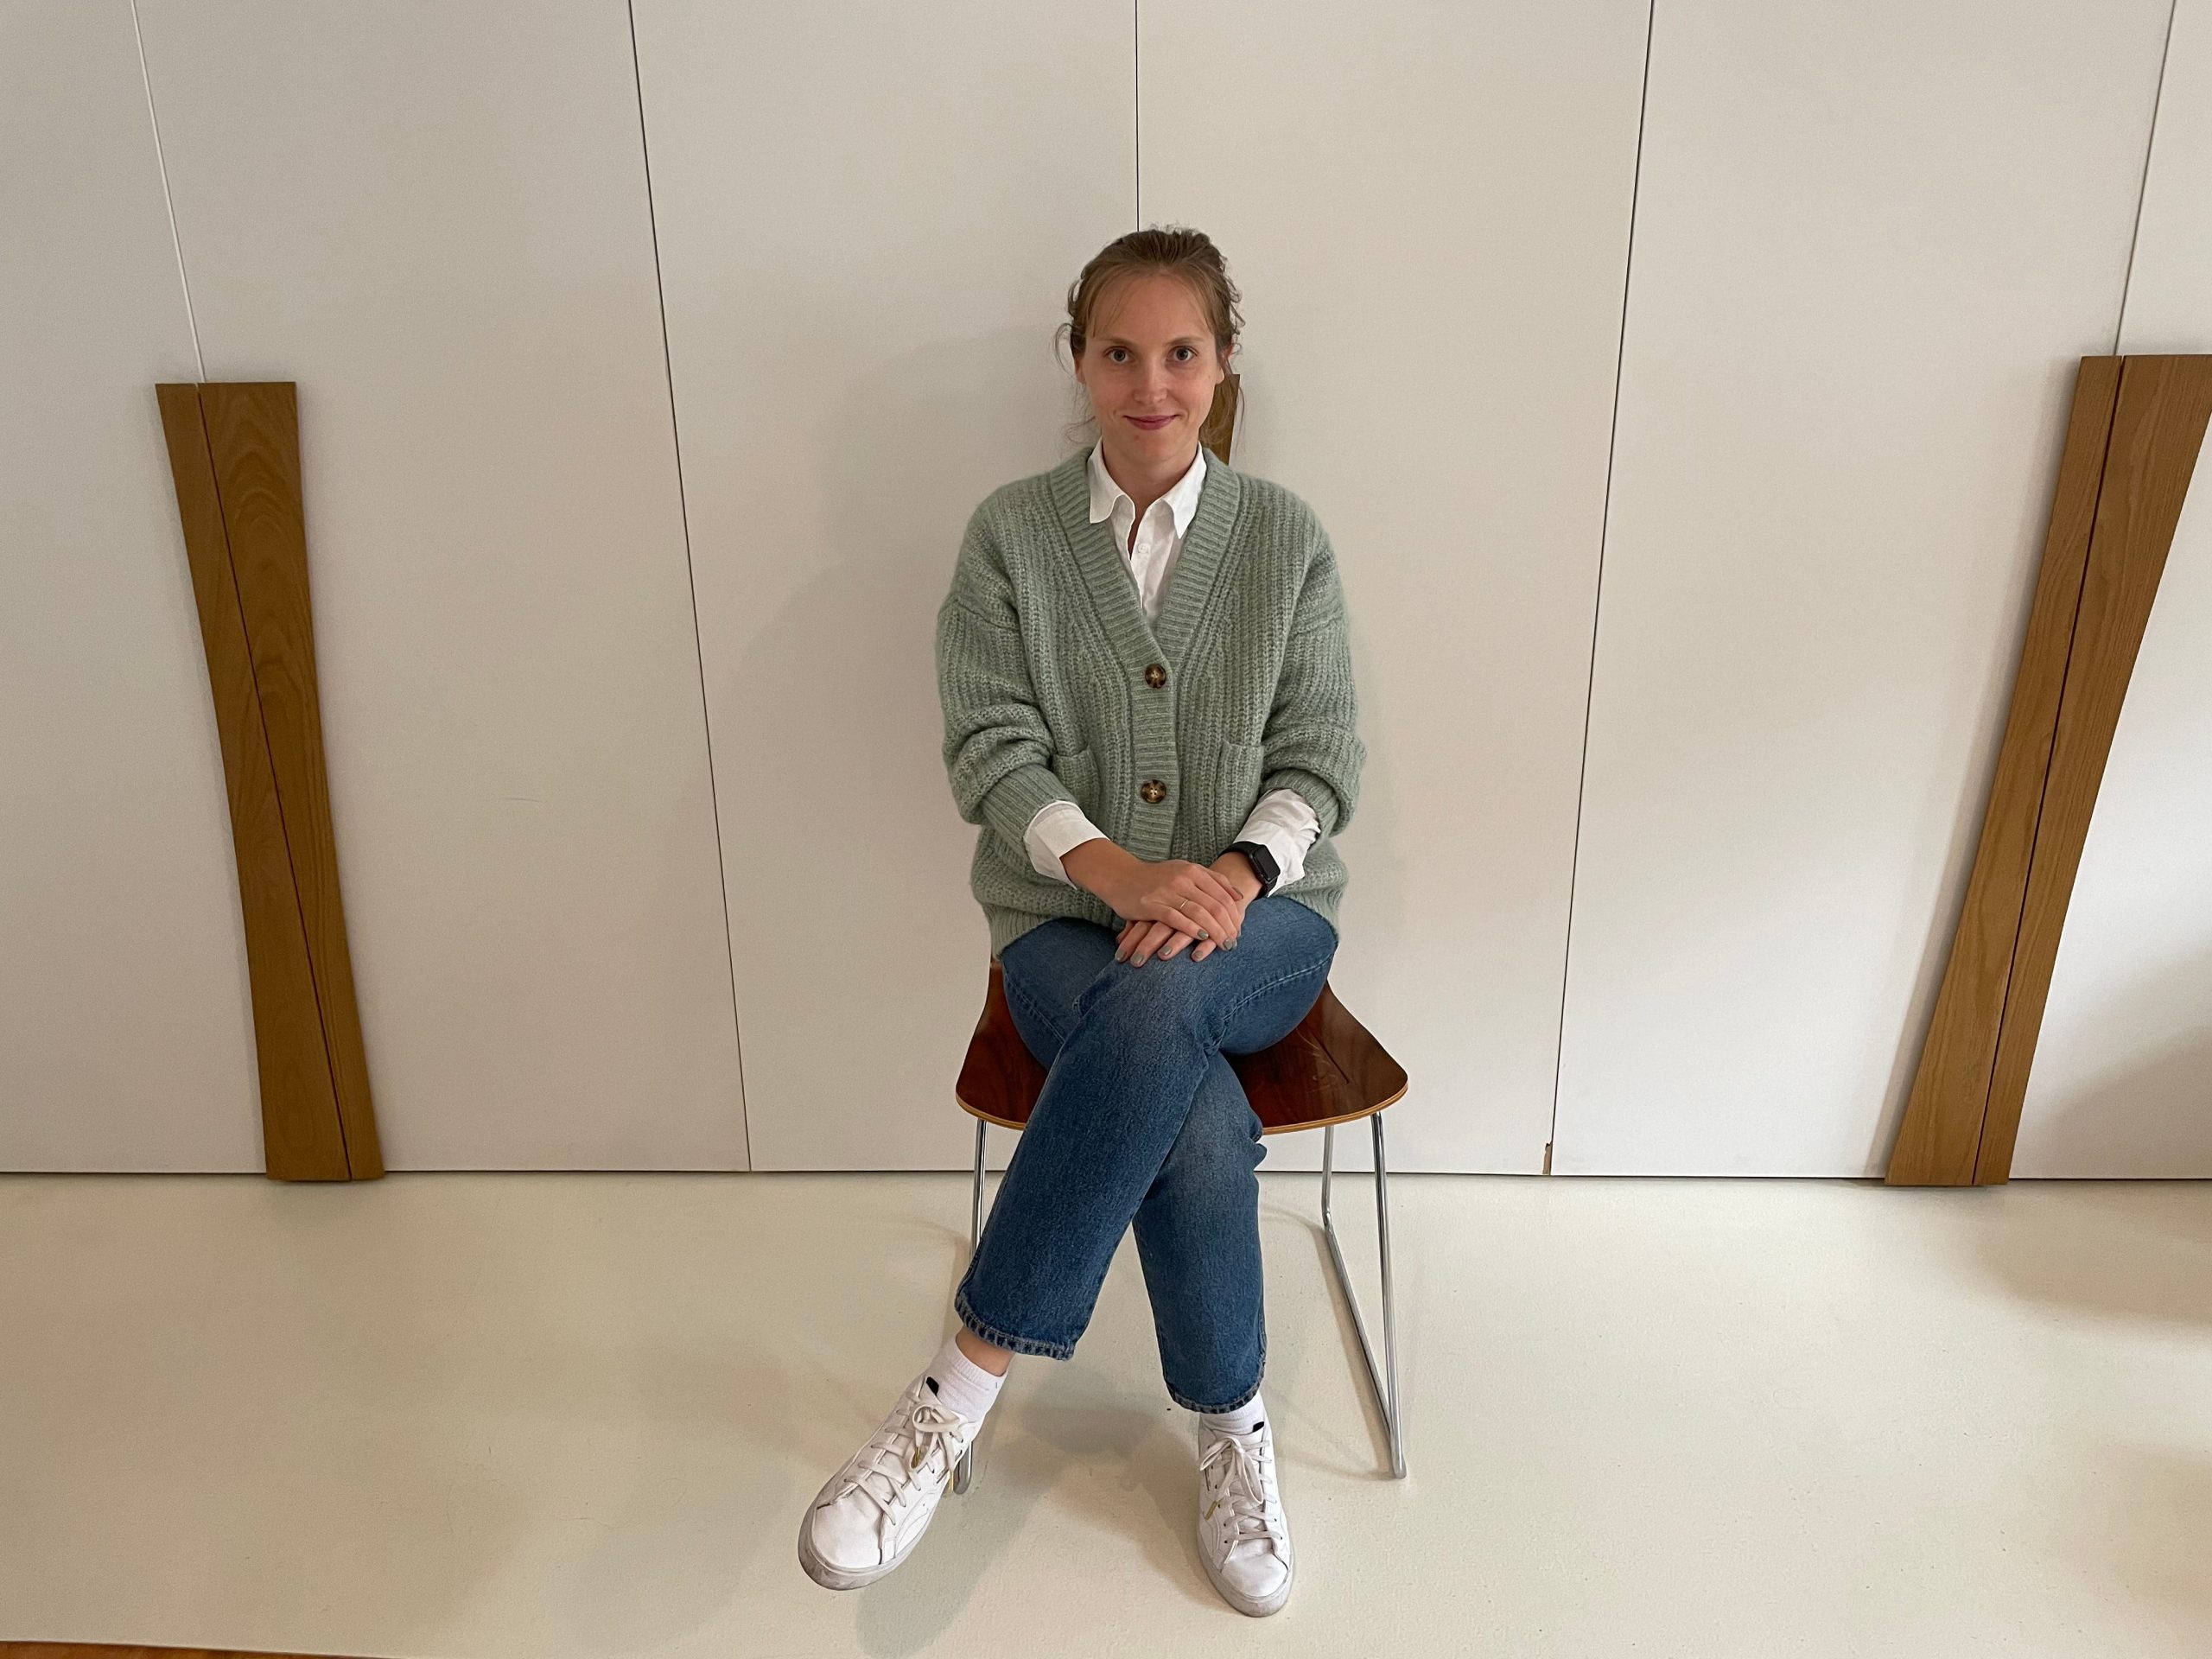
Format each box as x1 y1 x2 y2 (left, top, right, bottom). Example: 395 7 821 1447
798 1371 979 1590
1195 1416 1294 1616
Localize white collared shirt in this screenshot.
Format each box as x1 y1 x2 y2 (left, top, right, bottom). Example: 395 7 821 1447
1021 439 1323 893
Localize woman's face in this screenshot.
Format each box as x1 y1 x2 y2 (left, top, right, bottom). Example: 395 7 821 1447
1073 270 1228 471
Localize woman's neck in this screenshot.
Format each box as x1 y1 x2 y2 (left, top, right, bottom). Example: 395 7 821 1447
1098 435 1198 522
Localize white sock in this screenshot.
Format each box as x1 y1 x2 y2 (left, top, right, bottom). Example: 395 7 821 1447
1200 1390 1267 1437
921 1332 1007 1427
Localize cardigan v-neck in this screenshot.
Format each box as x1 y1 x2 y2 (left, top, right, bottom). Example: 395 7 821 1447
1048 438 1243 676
1021 441 1321 893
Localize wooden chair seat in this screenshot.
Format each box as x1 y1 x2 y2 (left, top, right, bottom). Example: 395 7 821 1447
955 959 1408 1134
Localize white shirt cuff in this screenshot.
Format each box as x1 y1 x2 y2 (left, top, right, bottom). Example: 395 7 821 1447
1025 798 1109 885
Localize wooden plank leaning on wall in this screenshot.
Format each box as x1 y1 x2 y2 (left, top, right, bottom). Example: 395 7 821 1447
1889 354 2212 1185
156 383 382 1181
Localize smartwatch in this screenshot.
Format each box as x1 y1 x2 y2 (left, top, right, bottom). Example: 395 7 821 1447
1225 839 1281 899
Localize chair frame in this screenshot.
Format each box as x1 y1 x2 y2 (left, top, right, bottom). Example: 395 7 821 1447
952 1091 1407 1491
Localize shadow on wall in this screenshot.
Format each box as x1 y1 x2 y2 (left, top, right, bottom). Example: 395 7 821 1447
705 324 1085 1167
2008 939 2212 1179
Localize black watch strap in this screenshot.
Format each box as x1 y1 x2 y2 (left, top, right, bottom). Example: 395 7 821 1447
1226 839 1280 898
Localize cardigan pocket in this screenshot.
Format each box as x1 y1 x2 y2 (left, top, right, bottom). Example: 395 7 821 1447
1048 745 1097 821
1212 737 1266 847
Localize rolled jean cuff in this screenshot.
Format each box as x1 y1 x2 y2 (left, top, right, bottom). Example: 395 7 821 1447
1167 1372 1264 1414
1165 1326 1267 1414
955 1286 1076 1362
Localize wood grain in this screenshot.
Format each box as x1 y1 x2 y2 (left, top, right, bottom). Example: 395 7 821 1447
1885 355 2212 1184
196 384 382 1179
1975 354 2212 1181
156 385 347 1181
1885 357 2122 1185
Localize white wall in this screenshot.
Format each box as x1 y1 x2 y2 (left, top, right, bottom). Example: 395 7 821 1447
629 0 1140 1172
1550 0 2175 1175
0 0 258 1171
2017 0 2212 1178
8 1 2209 1176
126 0 747 1170
1137 0 1649 1173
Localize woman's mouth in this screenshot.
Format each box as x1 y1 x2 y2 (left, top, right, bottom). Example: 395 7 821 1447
1128 414 1176 430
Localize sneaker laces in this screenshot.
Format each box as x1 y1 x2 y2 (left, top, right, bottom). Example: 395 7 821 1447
1198 1426 1286 1551
837 1392 970 1520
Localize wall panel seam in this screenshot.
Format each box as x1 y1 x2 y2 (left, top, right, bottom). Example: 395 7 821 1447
2114 0 2183 351
626 0 753 1170
129 0 203 379
1545 0 1659 1168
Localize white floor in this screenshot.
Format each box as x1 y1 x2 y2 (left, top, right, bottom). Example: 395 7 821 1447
3 1171 2210 1658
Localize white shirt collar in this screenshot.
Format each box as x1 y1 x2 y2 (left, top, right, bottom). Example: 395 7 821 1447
1086 437 1207 538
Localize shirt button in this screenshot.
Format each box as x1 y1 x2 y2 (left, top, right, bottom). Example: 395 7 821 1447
1144 662 1167 688
1140 779 1166 804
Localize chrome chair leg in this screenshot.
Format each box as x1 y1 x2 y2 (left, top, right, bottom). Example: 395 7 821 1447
969 1117 988 1255
1321 1116 1407 1478
953 1118 988 1496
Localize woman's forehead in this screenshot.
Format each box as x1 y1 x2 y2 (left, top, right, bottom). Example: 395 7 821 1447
1091 272 1210 338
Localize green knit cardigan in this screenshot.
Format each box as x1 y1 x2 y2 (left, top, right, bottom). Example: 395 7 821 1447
935 444 1364 961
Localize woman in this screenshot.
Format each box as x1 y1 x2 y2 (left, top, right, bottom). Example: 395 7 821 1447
798 226 1364 1618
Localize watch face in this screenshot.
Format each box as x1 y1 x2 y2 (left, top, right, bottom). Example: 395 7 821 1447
1234 842 1277 893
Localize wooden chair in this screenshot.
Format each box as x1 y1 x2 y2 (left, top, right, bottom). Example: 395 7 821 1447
951 957 1410 1485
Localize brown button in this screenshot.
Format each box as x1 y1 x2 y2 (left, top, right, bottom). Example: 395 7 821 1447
1140 779 1166 804
1144 662 1167 688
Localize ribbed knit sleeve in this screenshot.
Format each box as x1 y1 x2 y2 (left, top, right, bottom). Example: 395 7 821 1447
1259 519 1365 840
935 505 1079 856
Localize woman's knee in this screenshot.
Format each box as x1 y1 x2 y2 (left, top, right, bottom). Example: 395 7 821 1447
1158 1074 1263 1189
1075 948 1214 1037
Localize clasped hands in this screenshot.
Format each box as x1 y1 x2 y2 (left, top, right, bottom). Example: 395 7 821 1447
1059 838 1263 965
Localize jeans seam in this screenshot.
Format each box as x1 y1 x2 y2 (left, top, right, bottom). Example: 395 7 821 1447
1214 953 1334 1042
1000 969 1070 1061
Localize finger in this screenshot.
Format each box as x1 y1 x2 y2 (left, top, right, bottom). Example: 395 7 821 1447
1173 883 1240 951
1220 888 1251 947
1189 865 1244 911
1147 898 1209 940
1132 918 1177 966
1209 885 1247 948
1166 906 1227 955
1194 874 1246 944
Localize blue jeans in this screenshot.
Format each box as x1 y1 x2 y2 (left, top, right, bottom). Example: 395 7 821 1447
954 896 1340 1413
